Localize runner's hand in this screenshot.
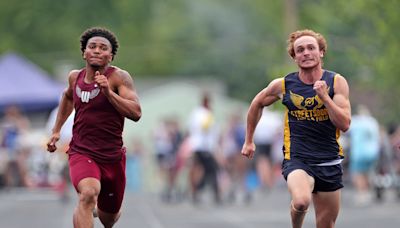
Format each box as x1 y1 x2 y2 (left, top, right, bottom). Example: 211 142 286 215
94 71 111 95
241 142 256 159
47 132 60 153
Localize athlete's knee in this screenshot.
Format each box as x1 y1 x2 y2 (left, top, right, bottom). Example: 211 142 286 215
291 197 311 212
316 217 336 228
79 187 98 206
315 209 338 228
99 210 121 228
101 218 119 228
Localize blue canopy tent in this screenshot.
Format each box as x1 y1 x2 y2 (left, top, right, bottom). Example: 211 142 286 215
0 53 64 113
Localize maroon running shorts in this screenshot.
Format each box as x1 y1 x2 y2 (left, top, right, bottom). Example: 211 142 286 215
68 152 126 213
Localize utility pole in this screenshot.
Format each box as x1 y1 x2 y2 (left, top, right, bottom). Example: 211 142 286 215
284 0 298 63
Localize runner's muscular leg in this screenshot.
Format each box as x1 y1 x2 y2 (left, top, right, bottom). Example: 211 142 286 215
313 190 341 228
74 177 101 228
287 169 315 228
97 209 121 228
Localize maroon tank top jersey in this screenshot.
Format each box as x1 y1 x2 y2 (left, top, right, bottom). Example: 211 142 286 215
69 66 125 163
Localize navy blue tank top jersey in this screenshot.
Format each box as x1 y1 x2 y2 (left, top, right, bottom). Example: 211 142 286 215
69 66 125 163
281 70 343 164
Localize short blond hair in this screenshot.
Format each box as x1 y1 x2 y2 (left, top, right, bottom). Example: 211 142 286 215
287 29 327 58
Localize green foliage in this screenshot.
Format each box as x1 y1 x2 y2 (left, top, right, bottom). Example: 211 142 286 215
0 0 399 123
298 0 400 124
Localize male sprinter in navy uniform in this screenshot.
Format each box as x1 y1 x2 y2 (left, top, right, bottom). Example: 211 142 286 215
241 29 351 228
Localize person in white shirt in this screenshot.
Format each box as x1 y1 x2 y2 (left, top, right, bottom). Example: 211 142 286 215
253 108 282 190
187 93 221 204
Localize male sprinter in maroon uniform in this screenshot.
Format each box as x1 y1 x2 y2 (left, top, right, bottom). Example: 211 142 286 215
47 27 141 228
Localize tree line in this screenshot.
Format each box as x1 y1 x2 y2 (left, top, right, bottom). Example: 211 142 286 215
0 0 398 124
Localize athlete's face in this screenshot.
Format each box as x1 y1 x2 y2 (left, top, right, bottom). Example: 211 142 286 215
83 36 113 68
293 36 323 69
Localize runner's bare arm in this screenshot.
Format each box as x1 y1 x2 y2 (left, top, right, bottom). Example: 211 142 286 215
47 70 77 152
106 70 142 121
52 71 77 134
242 78 283 158
317 75 351 132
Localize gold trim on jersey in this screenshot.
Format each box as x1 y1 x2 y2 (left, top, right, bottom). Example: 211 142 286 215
334 74 344 156
333 74 339 87
336 128 344 156
283 110 291 160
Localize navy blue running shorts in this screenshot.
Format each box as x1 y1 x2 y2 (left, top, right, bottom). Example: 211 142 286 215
282 159 343 193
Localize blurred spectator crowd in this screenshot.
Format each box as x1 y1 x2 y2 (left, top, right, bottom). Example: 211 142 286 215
1 101 400 207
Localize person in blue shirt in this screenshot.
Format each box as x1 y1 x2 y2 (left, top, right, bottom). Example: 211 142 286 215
349 105 380 205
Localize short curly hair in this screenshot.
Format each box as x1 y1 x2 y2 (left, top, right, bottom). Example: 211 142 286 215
80 27 119 59
287 29 327 58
